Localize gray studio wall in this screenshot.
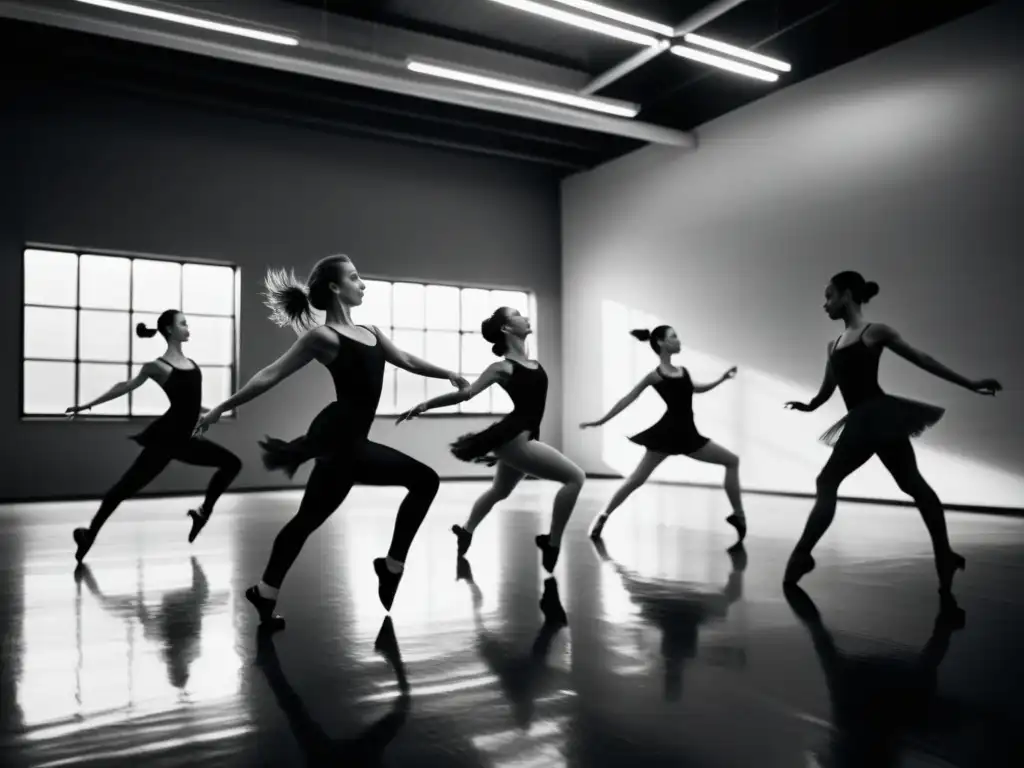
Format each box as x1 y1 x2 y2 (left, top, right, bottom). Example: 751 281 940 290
561 1 1024 509
0 85 562 502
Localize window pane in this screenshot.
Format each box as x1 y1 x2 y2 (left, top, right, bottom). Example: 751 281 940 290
200 366 232 412
490 289 529 317
425 331 459 371
24 307 76 359
425 285 460 330
392 282 424 329
358 280 392 328
461 333 492 376
132 259 182 312
395 370 424 412
425 378 457 414
376 369 396 414
392 329 424 358
186 316 234 366
131 313 164 362
460 288 491 331
79 363 129 416
492 385 513 414
460 387 492 414
80 254 130 310
130 364 168 415
24 249 77 307
182 264 234 316
23 361 75 415
79 310 130 362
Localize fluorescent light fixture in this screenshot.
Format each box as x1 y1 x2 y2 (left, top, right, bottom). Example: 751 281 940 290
73 0 299 46
684 33 790 72
545 0 674 37
670 45 778 82
407 60 640 118
487 0 659 47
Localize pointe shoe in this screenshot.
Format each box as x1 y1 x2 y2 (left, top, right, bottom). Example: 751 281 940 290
783 552 815 586
73 528 95 564
535 534 560 573
245 585 286 632
937 551 966 594
725 514 747 543
186 507 210 544
374 558 402 612
451 525 473 557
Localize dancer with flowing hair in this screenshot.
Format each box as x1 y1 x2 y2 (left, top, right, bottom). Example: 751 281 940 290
195 255 467 627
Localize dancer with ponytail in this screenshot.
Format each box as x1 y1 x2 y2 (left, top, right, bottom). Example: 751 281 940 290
397 306 584 574
782 271 1002 605
580 326 746 545
68 310 242 563
195 255 466 626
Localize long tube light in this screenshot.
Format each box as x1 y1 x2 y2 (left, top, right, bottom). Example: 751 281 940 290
684 32 790 72
670 45 778 82
73 0 299 45
487 0 659 47
407 60 640 118
544 0 674 37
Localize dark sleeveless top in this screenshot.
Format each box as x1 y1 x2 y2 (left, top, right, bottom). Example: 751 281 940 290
829 324 884 409
628 367 709 455
323 325 386 440
502 359 548 440
650 368 697 423
131 358 202 448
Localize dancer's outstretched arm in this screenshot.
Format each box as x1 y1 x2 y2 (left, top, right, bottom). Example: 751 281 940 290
373 327 469 388
396 361 507 423
872 324 1001 394
65 361 160 417
580 371 659 428
693 366 738 394
785 343 837 412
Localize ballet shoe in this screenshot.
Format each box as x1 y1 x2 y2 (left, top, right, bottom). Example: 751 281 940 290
186 507 210 544
245 585 286 631
783 551 815 586
937 551 966 594
73 527 95 564
535 534 560 573
451 525 473 557
374 557 402 612
725 514 747 543
588 514 608 540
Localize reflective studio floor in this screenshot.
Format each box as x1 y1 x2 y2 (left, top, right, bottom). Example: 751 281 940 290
1 480 1023 767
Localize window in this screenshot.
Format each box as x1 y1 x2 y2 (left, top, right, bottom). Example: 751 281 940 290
21 247 239 418
355 279 535 415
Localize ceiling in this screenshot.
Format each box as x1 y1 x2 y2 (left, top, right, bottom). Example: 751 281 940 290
6 0 996 174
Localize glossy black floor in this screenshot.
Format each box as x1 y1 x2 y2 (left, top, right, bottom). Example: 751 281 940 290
1 480 1022 767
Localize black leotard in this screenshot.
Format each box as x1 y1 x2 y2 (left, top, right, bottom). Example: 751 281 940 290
131 358 202 448
628 367 710 456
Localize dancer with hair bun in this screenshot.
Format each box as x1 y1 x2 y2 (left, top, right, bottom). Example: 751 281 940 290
195 255 466 626
782 271 1002 606
68 310 242 563
397 306 584 575
580 326 745 545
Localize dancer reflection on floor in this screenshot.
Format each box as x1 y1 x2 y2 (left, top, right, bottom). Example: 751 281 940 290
68 310 242 563
782 271 1001 606
581 326 745 545
397 307 584 574
196 255 467 626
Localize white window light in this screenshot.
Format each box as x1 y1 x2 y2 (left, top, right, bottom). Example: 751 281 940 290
487 0 660 47
670 45 778 82
544 0 674 37
407 60 640 118
683 33 791 72
73 0 299 46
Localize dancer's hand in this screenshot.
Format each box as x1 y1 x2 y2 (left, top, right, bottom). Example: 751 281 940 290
193 408 222 436
970 378 1002 396
579 420 602 429
723 366 738 379
396 403 426 424
448 372 470 390
65 405 90 419
784 401 813 412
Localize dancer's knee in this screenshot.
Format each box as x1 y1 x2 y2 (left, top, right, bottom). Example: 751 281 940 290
408 463 440 498
815 470 840 495
725 452 740 469
224 454 243 477
564 464 586 490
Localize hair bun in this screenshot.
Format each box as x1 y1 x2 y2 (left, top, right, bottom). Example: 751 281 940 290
864 281 880 299
630 328 651 342
135 322 156 338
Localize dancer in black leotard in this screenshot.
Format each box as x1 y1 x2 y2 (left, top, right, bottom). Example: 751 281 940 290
68 310 242 563
580 326 746 544
396 306 585 573
195 255 467 625
783 272 1002 603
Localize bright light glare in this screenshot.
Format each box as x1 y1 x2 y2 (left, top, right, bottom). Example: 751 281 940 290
407 61 640 118
670 45 779 82
684 33 791 72
74 0 299 46
546 0 674 37
488 0 660 46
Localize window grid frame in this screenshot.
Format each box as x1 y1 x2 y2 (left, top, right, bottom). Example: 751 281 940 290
20 246 240 421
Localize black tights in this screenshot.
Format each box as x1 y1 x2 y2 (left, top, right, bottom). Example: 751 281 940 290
262 440 439 589
793 436 952 564
88 438 242 535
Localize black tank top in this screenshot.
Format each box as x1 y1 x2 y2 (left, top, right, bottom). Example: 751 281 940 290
652 368 696 421
323 325 385 437
829 324 884 408
133 358 202 446
502 359 548 435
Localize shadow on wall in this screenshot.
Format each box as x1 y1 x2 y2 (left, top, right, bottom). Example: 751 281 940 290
597 300 1024 509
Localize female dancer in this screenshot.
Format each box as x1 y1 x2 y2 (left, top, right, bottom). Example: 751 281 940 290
195 254 465 625
67 310 242 563
782 271 1001 601
397 306 584 573
580 326 745 544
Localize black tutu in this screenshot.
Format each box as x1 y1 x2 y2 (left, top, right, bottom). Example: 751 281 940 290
819 394 945 448
629 416 710 456
260 402 369 478
450 416 538 467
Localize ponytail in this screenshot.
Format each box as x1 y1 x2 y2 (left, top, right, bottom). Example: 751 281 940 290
632 325 671 354
136 322 158 338
264 267 315 332
629 328 651 342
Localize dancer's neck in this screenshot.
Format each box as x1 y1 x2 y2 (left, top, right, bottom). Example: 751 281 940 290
163 341 186 361
505 337 529 361
325 302 355 327
841 307 866 330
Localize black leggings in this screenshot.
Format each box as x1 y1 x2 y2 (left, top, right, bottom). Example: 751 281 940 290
89 438 242 535
262 440 439 589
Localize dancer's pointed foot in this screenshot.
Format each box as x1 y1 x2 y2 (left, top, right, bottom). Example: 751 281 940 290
186 507 211 544
451 525 473 557
73 527 95 564
783 551 815 586
726 542 748 572
374 557 402 612
245 585 286 631
937 551 966 594
725 514 747 543
540 577 568 626
535 534 560 573
588 514 608 540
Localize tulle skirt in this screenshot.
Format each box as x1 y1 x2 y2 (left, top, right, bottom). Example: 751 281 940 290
450 415 539 467
629 415 709 456
819 394 945 448
259 402 371 478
